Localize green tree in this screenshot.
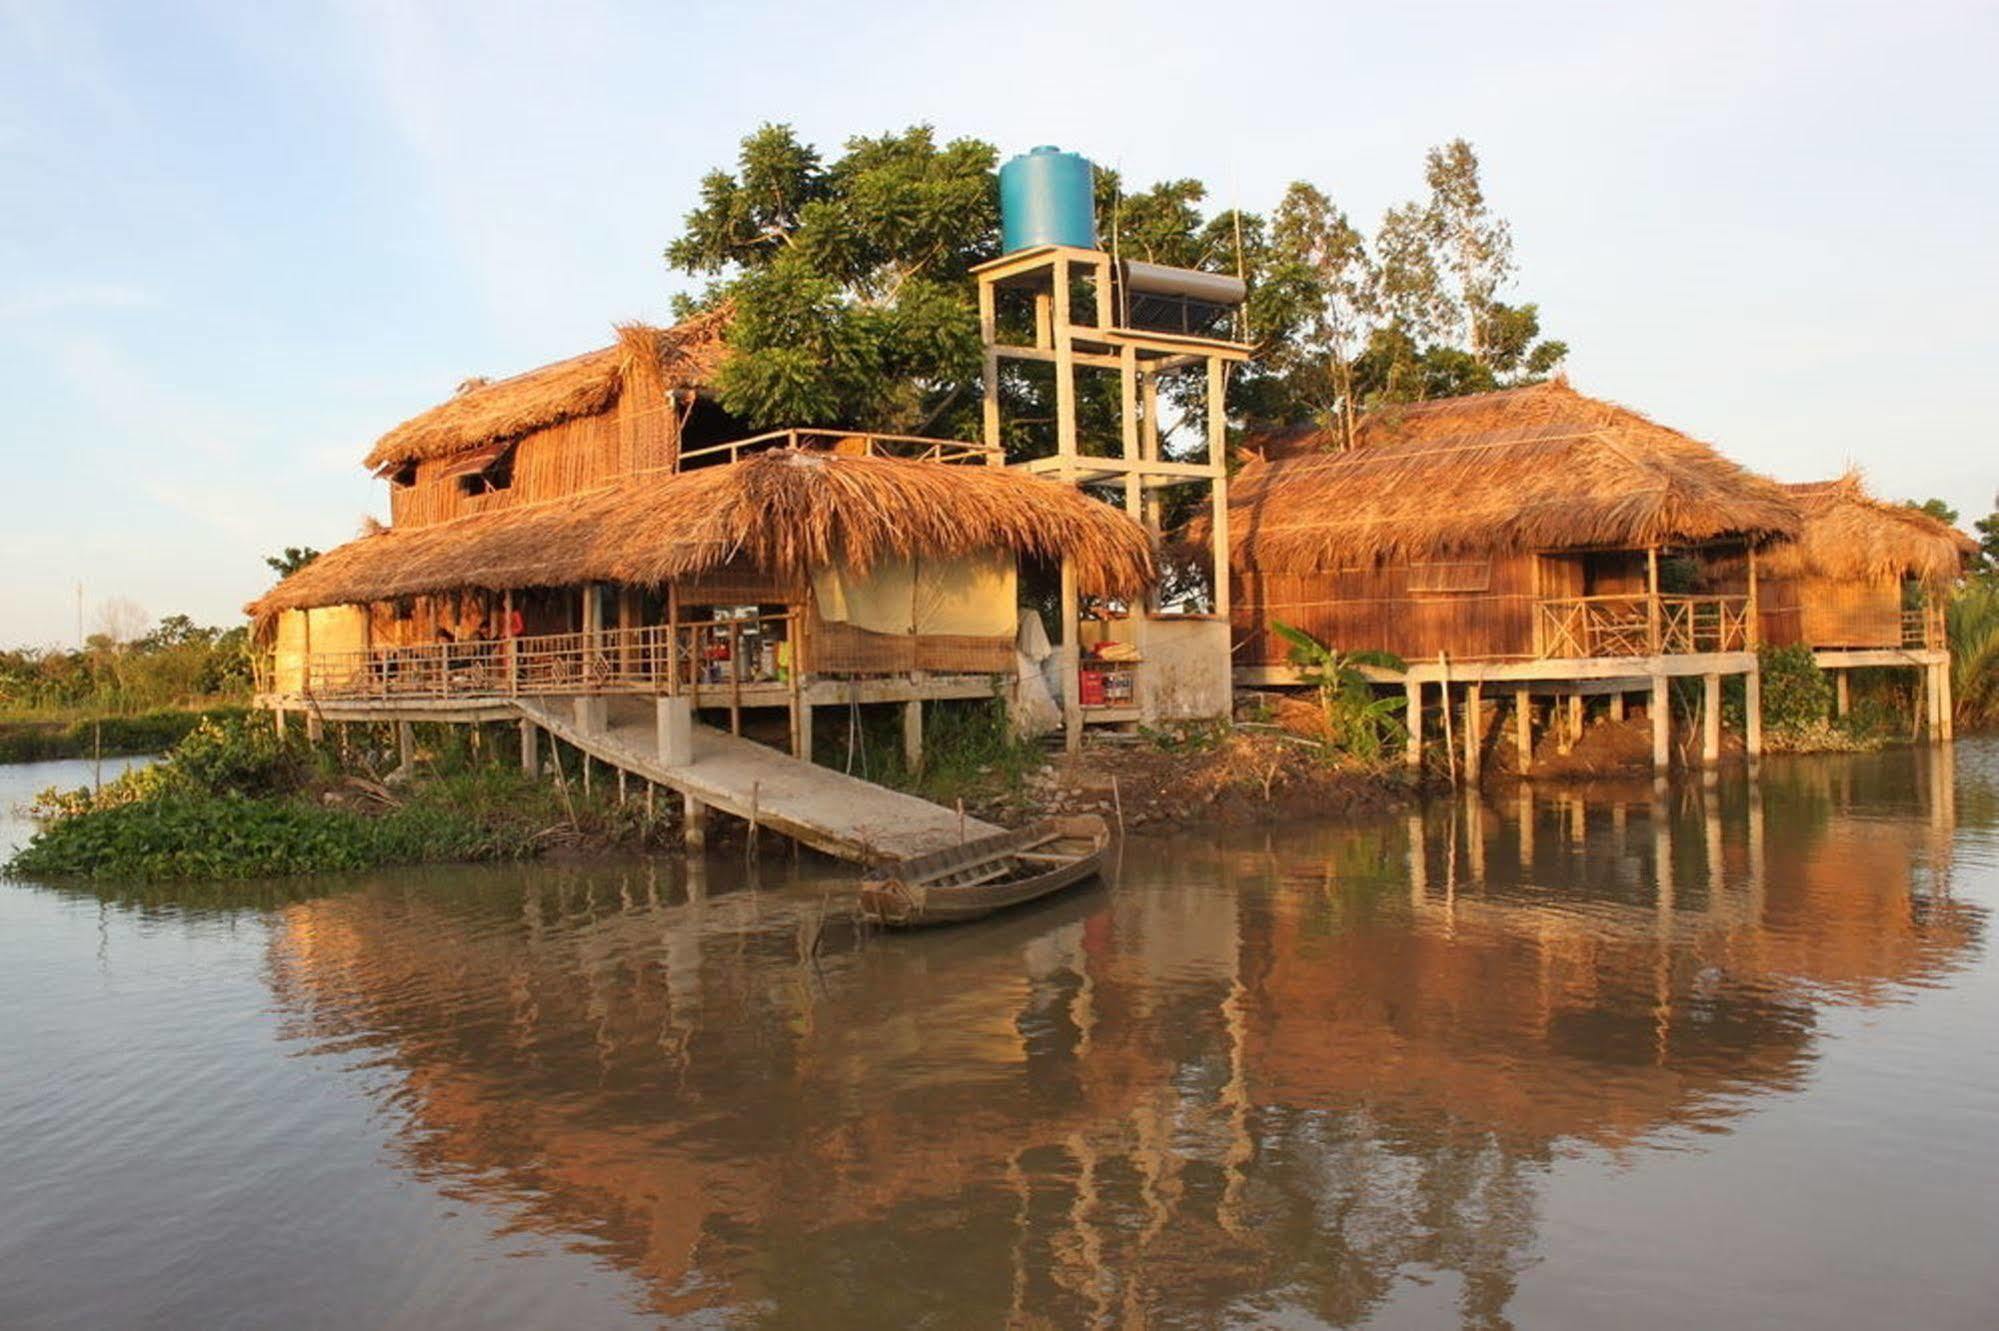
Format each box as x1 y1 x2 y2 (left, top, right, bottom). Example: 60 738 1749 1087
1906 497 1959 525
265 547 321 578
667 124 998 433
1263 183 1378 448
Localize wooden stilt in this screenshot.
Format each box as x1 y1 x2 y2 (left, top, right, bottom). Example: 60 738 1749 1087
903 699 923 773
1744 668 1764 761
1568 693 1584 747
1939 660 1955 741
1650 676 1670 779
1702 673 1722 768
520 719 539 776
1609 691 1626 723
397 720 415 769
1515 691 1533 772
683 792 706 853
1463 682 1484 784
1405 680 1424 770
1835 669 1850 719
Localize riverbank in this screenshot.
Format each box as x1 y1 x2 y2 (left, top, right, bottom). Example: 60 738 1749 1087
0 705 250 764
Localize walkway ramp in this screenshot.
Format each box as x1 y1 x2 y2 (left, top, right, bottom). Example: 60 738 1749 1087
516 698 1002 865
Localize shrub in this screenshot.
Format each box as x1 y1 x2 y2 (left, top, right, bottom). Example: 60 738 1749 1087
1757 645 1834 738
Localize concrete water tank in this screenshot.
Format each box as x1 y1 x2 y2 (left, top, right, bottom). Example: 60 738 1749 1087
999 146 1096 253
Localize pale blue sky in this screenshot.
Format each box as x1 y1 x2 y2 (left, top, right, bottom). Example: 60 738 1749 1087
3 0 1994 647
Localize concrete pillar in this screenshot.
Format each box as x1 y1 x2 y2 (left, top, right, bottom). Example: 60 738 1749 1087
1568 694 1584 745
797 702 815 764
1463 683 1483 784
397 720 415 769
1405 680 1424 770
1702 673 1722 769
683 792 707 853
272 705 287 740
1834 669 1850 719
1515 693 1533 773
1650 676 1670 778
1938 661 1955 741
656 696 693 766
902 699 924 773
520 719 540 776
305 710 323 745
572 694 606 735
1059 559 1081 754
1744 668 1764 761
1609 691 1626 723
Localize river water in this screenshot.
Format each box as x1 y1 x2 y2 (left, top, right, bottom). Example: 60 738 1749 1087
1 744 1995 1329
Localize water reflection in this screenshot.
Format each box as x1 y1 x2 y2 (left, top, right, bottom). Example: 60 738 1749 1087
50 747 1993 1328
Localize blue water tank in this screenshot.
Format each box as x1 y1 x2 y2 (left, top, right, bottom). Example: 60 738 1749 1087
999 146 1096 253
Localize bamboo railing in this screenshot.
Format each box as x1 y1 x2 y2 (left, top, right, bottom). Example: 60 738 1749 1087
298 615 799 703
676 428 999 468
1537 594 1751 658
1902 605 1947 650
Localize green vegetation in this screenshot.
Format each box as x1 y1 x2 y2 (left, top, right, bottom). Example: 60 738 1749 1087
666 125 1563 444
0 706 251 763
7 716 661 882
1747 645 1885 753
1271 622 1408 761
1949 578 1999 730
818 696 1044 805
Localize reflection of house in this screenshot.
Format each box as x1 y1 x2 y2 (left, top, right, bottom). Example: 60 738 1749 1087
1758 473 1973 736
1198 380 1803 776
251 767 1979 1328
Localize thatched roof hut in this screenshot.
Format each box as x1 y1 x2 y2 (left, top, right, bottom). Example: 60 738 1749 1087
363 309 731 473
1762 473 1974 587
250 449 1152 618
1196 379 1801 570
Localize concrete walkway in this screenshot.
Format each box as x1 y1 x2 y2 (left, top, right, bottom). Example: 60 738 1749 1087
516 698 1002 864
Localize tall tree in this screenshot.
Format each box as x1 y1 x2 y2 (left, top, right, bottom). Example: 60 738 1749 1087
1265 183 1378 448
264 547 321 578
1421 139 1514 366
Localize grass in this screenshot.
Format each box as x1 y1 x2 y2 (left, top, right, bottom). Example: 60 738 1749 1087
1950 579 1999 730
0 705 250 763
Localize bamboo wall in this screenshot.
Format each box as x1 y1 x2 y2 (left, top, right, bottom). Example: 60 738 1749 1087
1233 554 1539 665
1759 574 1902 649
388 390 681 528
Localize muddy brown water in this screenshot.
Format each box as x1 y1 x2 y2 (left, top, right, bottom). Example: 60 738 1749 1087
2 744 1996 1329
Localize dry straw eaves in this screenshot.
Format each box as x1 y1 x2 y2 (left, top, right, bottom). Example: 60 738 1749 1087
1190 379 1803 570
249 449 1154 618
360 309 731 471
1759 472 1976 585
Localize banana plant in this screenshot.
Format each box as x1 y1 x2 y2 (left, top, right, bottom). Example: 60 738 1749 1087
1271 622 1409 761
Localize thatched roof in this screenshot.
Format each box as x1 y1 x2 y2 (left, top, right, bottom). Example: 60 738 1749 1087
1193 379 1802 570
250 450 1153 617
361 309 731 471
1760 472 1975 584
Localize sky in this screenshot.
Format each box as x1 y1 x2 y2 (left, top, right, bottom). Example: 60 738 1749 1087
2 0 1995 648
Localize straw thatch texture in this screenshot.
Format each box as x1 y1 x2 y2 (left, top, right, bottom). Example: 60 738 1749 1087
1190 380 1801 570
1760 472 1975 585
249 450 1152 617
362 310 730 471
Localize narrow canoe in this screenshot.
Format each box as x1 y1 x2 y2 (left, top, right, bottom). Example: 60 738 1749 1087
857 815 1113 928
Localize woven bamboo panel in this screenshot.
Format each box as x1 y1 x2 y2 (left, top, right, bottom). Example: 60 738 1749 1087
1796 574 1901 648
1233 555 1537 664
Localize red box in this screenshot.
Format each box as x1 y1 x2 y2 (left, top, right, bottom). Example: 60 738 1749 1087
1078 669 1106 706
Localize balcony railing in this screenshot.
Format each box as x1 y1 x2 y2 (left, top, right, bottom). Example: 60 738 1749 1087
677 428 998 469
1902 606 1946 650
292 615 798 704
1537 595 1751 659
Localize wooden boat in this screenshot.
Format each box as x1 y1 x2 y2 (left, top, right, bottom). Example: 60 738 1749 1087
857 815 1113 928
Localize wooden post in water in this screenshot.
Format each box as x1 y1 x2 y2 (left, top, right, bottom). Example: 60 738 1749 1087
683 792 707 853
1834 669 1850 719
1515 691 1533 773
1405 679 1424 771
1702 673 1722 769
1649 676 1670 782
1744 667 1764 762
1463 682 1483 784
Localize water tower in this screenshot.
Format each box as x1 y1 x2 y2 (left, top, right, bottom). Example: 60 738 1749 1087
976 146 1250 750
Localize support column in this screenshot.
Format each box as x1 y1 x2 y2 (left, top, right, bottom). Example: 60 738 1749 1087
1702 673 1722 769
683 792 707 853
1650 676 1670 779
573 694 606 735
397 720 415 769
1834 669 1850 719
272 705 287 740
1463 682 1483 785
902 699 924 773
1938 660 1955 742
520 719 540 776
1405 680 1424 770
304 710 323 745
1059 560 1081 753
1609 691 1626 723
1568 694 1584 747
656 696 693 766
1744 668 1764 761
797 702 814 764
1515 692 1533 772
1557 694 1575 755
